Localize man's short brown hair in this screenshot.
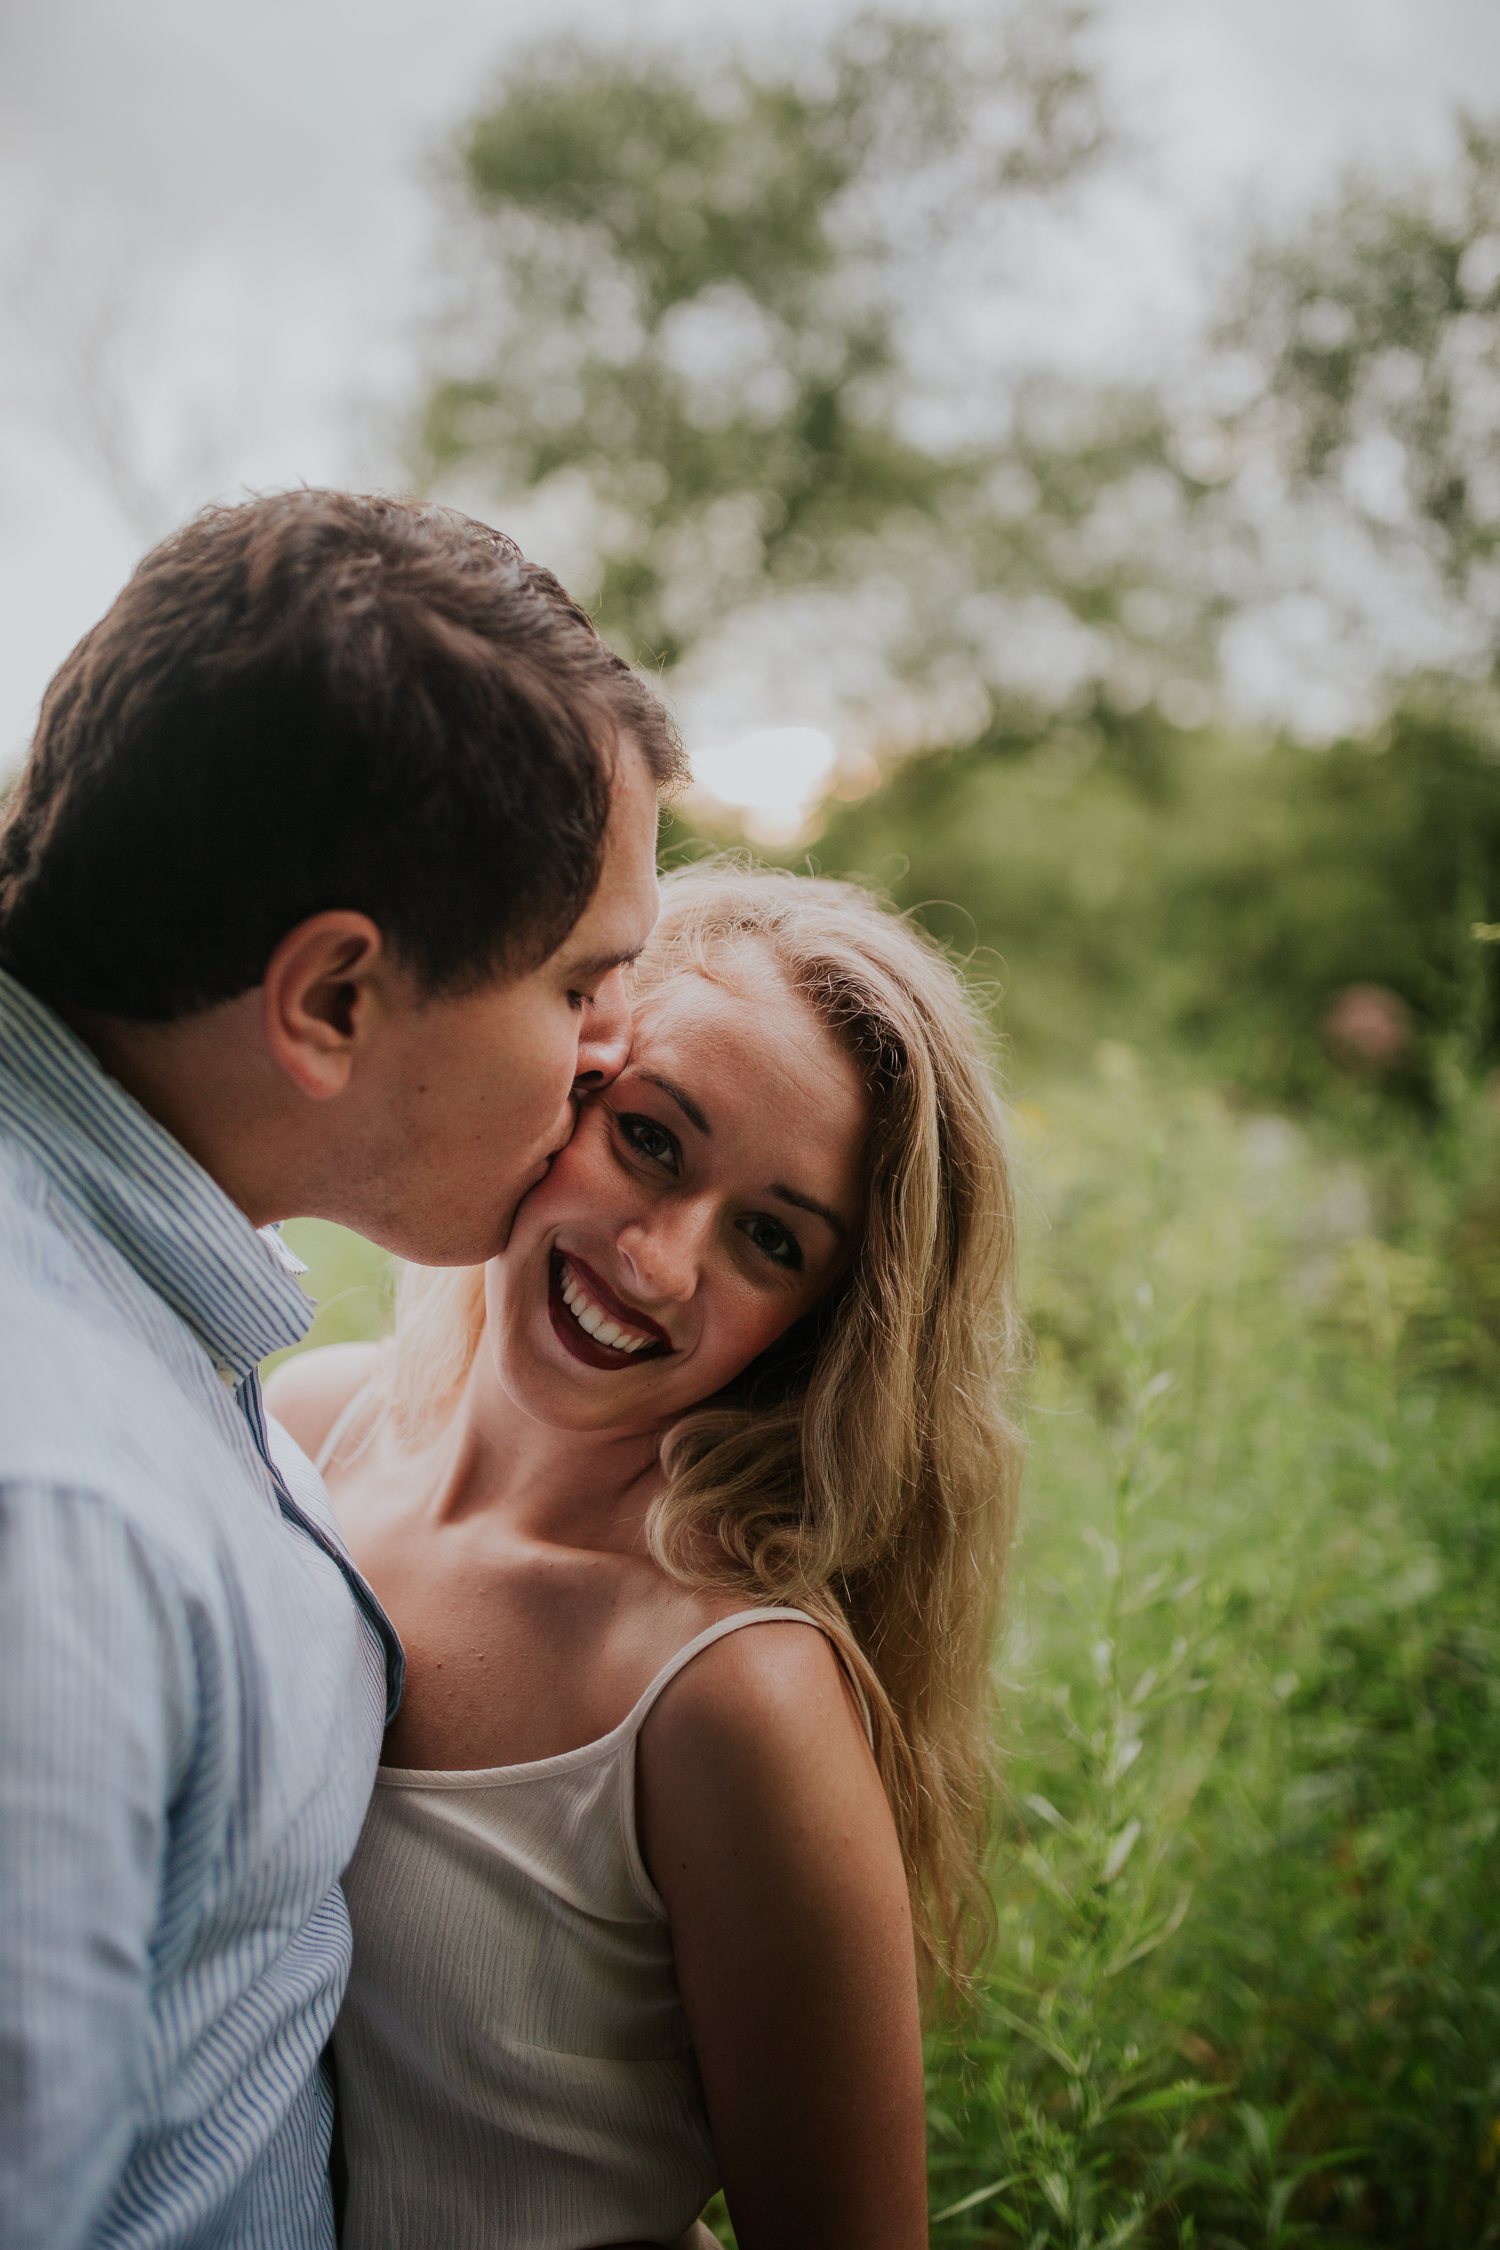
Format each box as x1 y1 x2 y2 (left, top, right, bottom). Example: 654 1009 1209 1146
0 490 684 1020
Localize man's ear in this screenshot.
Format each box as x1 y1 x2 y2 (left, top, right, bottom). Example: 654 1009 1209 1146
260 912 388 1101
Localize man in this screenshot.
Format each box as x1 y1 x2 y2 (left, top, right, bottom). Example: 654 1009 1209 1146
0 491 681 2250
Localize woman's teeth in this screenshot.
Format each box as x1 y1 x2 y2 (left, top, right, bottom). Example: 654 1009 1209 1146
560 1263 655 1353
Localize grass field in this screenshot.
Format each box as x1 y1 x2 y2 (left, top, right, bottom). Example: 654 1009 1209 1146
279 1044 1500 2247
916 1051 1500 2247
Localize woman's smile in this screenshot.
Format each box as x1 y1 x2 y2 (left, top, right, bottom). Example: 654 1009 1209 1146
547 1250 674 1370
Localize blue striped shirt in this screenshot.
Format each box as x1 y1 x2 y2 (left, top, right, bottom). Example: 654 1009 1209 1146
0 969 403 2250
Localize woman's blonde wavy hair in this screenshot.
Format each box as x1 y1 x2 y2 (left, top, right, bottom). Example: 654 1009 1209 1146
384 863 1022 1998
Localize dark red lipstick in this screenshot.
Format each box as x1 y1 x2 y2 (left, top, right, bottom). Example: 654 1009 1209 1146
547 1251 672 1372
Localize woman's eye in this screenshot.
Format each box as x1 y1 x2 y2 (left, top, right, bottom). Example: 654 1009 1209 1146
740 1215 803 1272
619 1113 680 1172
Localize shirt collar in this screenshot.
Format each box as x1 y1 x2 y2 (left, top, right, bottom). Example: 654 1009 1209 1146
0 968 313 1375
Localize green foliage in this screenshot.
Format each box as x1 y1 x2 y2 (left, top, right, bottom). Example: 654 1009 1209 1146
921 1059 1500 2246
798 682 1500 1104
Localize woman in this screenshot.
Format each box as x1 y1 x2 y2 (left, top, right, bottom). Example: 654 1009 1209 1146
269 866 1021 2250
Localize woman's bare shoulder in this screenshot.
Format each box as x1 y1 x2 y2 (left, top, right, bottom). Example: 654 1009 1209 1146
645 1613 860 1761
263 1341 383 1464
635 1611 904 1957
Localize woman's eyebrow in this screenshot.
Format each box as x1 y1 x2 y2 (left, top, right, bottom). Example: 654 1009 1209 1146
638 1071 711 1135
772 1185 846 1239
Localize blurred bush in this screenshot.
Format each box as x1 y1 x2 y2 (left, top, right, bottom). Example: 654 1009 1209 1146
805 680 1500 1110
915 1060 1500 2246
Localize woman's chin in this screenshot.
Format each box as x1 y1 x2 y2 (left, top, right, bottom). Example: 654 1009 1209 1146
492 1328 678 1438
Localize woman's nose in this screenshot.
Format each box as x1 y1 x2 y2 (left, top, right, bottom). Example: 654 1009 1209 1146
572 966 632 1092
619 1206 710 1304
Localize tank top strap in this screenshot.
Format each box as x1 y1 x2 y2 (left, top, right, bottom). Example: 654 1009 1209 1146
313 1378 382 1476
618 1607 817 1739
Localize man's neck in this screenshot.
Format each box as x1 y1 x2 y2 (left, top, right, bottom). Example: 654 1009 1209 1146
59 994 293 1224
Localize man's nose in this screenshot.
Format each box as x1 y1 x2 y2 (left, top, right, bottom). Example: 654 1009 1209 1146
572 966 632 1093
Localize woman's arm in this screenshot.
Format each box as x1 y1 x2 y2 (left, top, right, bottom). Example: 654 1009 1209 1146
636 1623 928 2250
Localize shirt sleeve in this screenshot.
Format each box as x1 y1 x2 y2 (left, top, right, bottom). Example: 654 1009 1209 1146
0 1483 196 2250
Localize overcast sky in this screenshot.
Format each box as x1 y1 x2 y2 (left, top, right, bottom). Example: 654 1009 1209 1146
2 0 1498 772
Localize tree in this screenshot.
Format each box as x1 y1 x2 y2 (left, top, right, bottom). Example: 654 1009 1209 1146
414 8 1225 753
1209 116 1500 700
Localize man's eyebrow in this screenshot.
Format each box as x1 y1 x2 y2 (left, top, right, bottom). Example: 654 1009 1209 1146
567 945 642 982
772 1185 847 1239
638 1072 711 1136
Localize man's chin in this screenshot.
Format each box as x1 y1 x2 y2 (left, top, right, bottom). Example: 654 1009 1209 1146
500 1155 563 1248
339 1142 565 1268
490 1196 523 1259
460 1188 528 1265
355 1199 518 1270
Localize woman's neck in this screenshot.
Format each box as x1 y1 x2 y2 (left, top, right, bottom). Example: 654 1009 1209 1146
421 1348 668 1555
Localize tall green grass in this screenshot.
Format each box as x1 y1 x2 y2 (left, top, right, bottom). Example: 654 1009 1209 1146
921 1049 1500 2247
272 1053 1500 2246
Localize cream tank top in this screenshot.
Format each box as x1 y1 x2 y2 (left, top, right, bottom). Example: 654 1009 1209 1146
333 1529 815 2247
